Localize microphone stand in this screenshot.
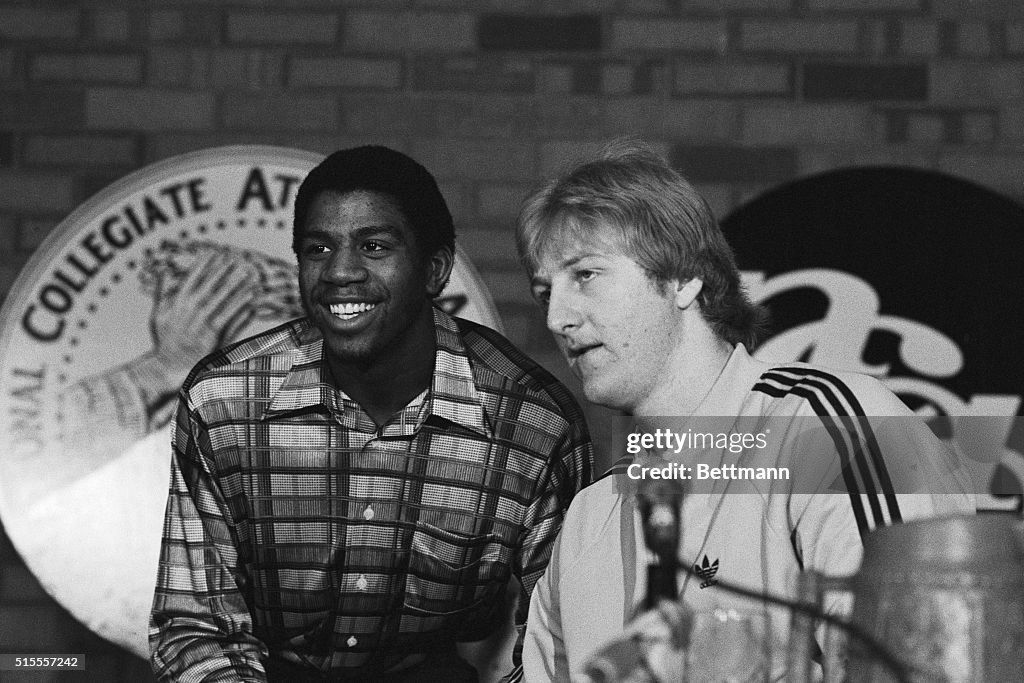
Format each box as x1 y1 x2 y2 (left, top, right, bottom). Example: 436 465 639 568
581 472 688 683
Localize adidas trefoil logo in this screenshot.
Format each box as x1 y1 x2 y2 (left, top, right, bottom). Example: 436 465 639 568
694 555 719 589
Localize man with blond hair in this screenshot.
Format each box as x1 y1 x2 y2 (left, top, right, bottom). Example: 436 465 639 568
516 141 974 681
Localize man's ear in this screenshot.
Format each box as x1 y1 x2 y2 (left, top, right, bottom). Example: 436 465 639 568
674 278 704 309
425 246 455 298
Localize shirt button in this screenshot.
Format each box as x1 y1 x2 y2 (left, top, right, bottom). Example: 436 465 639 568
363 506 375 521
347 636 358 648
356 574 368 591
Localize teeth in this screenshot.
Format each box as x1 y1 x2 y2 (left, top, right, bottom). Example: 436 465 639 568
329 302 376 319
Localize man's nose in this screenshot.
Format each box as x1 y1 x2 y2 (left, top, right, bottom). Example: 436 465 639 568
545 285 582 335
323 248 368 284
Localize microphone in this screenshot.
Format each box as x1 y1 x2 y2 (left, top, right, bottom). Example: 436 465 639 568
580 457 690 682
636 458 685 609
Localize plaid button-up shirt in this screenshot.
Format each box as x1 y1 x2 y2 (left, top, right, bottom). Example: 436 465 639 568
149 308 594 681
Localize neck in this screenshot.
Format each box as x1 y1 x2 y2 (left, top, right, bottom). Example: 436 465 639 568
635 313 733 417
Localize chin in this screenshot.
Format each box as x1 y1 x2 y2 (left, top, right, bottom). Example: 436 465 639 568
585 380 640 414
581 382 617 410
324 339 381 365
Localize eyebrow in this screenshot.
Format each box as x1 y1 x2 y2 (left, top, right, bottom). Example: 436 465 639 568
299 225 408 243
530 252 604 287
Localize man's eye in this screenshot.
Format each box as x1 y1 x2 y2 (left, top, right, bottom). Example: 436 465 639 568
533 289 551 307
302 243 330 257
575 269 596 282
363 240 390 253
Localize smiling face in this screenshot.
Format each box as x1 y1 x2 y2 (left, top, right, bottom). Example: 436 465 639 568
531 223 687 414
297 189 451 371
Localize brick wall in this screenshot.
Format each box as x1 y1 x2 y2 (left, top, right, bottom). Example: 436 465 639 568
2 0 1023 678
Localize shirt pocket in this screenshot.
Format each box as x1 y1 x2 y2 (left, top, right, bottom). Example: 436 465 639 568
403 520 504 619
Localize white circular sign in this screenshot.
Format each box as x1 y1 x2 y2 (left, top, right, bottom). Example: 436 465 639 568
0 146 503 656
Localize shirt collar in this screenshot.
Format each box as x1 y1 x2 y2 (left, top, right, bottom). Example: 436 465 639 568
694 343 771 416
264 309 492 438
425 307 492 437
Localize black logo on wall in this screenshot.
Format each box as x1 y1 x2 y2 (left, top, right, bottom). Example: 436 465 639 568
722 167 1024 509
